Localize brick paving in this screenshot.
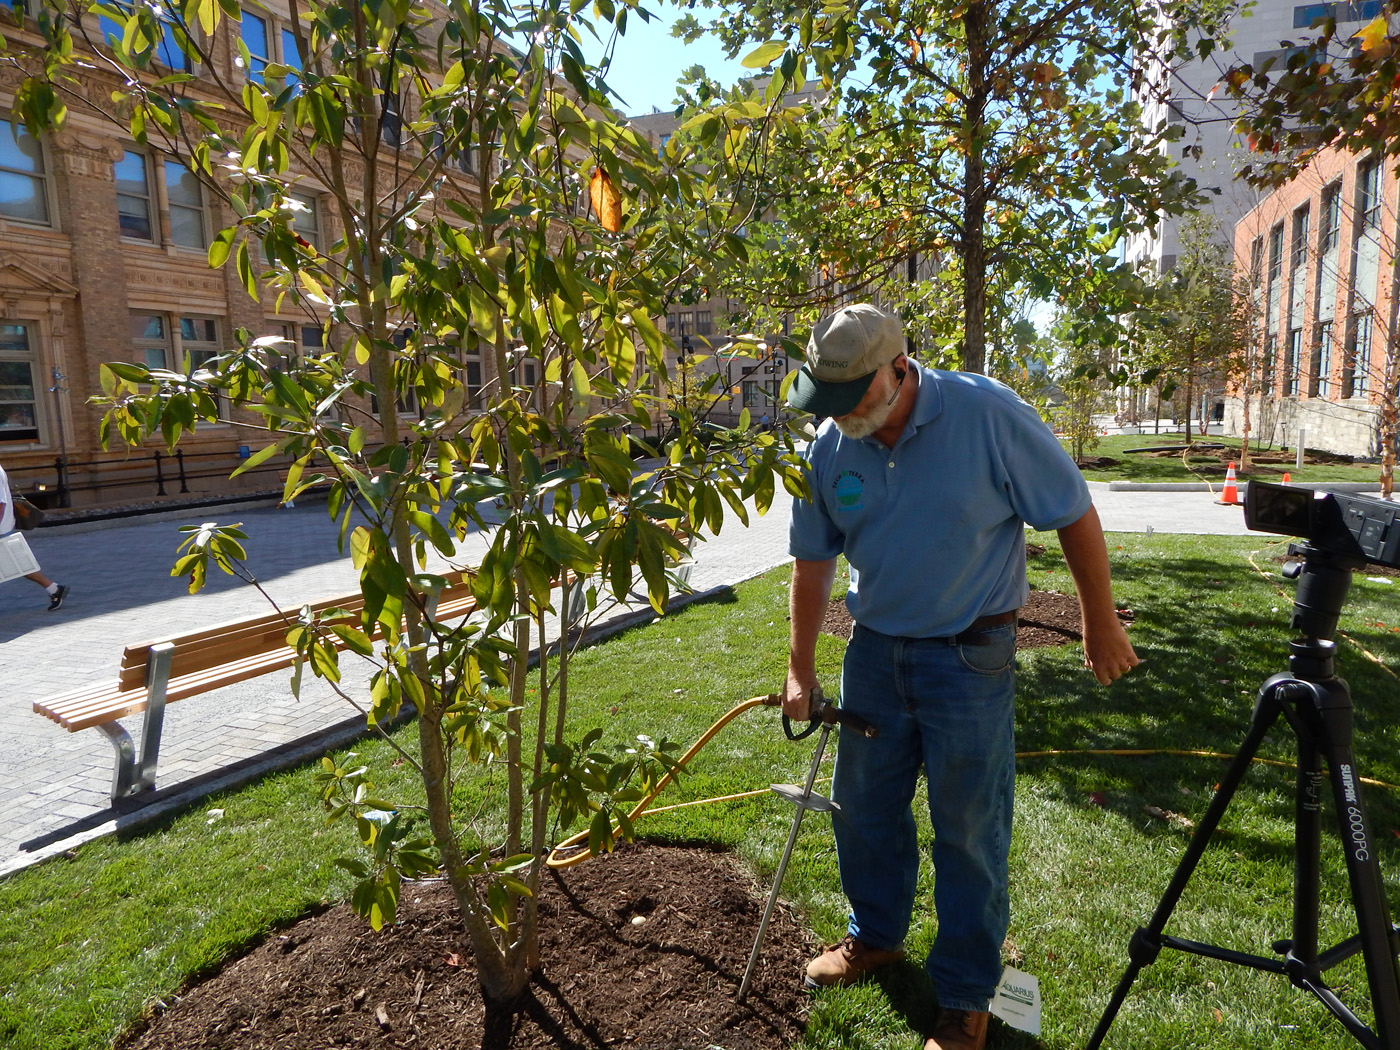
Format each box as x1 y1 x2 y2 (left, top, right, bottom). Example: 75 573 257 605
0 480 1255 875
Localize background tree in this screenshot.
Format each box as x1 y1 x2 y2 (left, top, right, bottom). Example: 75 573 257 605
8 0 805 1009
1132 214 1250 439
1051 318 1108 465
681 0 1202 373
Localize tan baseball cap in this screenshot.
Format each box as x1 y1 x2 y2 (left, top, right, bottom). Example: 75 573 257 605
787 304 904 417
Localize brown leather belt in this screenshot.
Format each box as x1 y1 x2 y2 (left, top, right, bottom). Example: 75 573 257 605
949 609 1018 646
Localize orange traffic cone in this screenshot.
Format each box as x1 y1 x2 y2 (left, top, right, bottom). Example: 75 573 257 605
1217 461 1239 505
1282 472 1291 485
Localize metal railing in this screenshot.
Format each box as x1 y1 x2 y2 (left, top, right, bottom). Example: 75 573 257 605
4 449 292 508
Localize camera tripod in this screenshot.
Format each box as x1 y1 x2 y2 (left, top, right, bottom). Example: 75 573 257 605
1089 542 1400 1050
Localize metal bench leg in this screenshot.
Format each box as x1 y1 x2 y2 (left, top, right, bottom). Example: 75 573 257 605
95 723 138 800
94 641 175 802
135 642 175 794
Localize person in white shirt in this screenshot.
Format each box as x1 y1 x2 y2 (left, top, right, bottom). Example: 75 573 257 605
0 463 67 610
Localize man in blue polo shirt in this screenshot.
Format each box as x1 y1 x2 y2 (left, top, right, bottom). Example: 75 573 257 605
784 303 1138 1050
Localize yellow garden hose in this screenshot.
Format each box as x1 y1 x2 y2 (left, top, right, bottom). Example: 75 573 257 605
545 695 1400 870
547 694 778 867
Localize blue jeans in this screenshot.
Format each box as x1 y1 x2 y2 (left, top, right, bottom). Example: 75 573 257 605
832 621 1017 1013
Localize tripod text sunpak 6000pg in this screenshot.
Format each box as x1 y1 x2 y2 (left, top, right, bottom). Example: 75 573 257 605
1090 481 1400 1050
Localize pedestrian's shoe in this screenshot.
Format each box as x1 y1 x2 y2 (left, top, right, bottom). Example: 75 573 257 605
48 585 68 612
803 934 904 988
924 1008 990 1050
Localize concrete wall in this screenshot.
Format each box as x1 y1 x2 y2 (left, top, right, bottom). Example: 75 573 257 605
1223 394 1381 457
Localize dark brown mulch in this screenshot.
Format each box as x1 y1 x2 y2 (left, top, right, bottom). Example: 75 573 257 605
820 588 1131 649
118 843 814 1050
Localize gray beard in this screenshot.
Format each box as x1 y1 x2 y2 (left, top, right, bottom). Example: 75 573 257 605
833 396 895 440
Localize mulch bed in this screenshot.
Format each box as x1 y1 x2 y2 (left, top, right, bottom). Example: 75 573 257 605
117 553 1125 1050
118 843 814 1050
821 588 1104 649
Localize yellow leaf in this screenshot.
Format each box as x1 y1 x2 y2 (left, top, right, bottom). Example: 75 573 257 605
1356 15 1392 58
589 167 622 233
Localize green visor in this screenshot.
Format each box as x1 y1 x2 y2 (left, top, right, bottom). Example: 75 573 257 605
786 364 878 418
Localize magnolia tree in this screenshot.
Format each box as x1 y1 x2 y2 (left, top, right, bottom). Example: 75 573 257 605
7 0 808 1004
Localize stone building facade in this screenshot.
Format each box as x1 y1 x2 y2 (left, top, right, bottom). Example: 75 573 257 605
1228 145 1397 457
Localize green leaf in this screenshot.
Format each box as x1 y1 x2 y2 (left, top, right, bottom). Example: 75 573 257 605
741 40 786 69
208 226 235 269
235 239 258 300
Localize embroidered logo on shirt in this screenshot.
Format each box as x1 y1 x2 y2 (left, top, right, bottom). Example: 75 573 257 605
834 470 865 510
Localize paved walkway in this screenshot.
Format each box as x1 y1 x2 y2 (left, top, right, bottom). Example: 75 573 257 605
0 481 1264 875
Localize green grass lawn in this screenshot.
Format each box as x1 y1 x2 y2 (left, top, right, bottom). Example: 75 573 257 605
1064 434 1385 486
4 532 1400 1048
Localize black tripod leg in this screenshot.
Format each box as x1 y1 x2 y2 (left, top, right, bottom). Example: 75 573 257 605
1087 684 1284 1050
1315 694 1400 1049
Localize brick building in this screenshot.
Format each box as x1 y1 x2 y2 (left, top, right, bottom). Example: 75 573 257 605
1229 146 1397 456
0 1 508 509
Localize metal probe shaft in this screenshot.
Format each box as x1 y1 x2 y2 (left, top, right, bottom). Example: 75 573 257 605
737 718 833 1001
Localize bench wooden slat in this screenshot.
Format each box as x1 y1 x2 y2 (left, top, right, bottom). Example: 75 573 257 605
112 578 476 689
37 582 483 731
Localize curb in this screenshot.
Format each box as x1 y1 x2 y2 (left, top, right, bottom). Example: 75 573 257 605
1107 481 1383 493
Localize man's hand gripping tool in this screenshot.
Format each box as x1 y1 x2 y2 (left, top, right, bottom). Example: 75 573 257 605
736 685 878 1001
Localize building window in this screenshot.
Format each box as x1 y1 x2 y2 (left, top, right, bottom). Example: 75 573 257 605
383 95 402 149
0 323 41 444
99 1 191 71
129 313 220 374
742 379 760 408
281 26 302 89
1314 320 1332 397
115 150 154 241
0 120 49 225
1291 205 1310 271
1321 182 1342 252
1357 157 1382 230
1286 328 1303 396
1293 2 1333 27
1352 313 1372 397
695 310 713 336
178 317 220 376
1249 236 1263 288
1267 224 1284 284
289 191 319 247
131 313 170 370
239 10 270 82
431 128 475 173
301 323 325 353
164 160 206 249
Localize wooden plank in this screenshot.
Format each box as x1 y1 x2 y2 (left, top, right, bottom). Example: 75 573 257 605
39 574 483 731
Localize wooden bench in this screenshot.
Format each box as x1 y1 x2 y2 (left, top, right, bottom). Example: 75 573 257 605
35 576 483 802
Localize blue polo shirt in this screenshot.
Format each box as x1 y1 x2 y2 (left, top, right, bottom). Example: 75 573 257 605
789 363 1091 639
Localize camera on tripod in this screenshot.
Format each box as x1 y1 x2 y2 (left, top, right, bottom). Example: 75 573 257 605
1090 478 1400 1050
1246 480 1400 570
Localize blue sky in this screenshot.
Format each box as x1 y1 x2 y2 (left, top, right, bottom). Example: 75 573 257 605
579 11 755 116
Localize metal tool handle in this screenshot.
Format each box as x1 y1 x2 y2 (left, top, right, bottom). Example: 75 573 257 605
766 685 879 740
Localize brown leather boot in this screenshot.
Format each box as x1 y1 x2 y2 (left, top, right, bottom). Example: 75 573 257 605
924 1007 990 1050
803 934 905 988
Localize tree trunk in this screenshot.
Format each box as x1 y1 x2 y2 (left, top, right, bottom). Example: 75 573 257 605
960 1 990 375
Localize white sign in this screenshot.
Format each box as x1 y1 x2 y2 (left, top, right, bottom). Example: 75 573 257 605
991 966 1040 1036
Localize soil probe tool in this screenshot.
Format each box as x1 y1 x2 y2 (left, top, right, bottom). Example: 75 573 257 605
737 685 878 1002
